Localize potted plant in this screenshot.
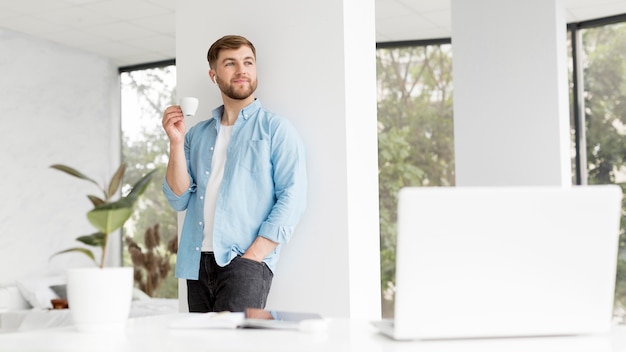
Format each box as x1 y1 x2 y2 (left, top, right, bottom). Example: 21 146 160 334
50 163 157 333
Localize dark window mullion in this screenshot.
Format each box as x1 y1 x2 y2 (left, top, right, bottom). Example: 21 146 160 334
570 25 585 185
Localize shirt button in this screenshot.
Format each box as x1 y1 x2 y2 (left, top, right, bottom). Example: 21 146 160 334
195 247 200 251
205 171 209 175
200 196 204 200
210 147 214 151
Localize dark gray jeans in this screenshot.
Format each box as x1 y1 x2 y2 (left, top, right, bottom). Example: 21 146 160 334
187 252 273 313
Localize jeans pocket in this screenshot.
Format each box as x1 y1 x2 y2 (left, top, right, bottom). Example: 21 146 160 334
230 256 264 273
233 256 273 281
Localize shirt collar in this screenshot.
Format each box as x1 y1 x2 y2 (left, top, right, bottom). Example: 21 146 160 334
211 98 262 124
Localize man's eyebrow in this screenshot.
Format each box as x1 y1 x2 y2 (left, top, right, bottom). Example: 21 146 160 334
221 56 256 63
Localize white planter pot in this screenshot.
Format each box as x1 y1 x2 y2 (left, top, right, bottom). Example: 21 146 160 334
66 267 133 333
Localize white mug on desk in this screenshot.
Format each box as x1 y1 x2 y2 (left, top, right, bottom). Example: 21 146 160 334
180 97 199 117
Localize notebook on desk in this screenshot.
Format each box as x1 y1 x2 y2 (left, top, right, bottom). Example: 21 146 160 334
374 185 623 341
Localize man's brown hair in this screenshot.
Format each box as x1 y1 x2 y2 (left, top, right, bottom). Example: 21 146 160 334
207 35 256 69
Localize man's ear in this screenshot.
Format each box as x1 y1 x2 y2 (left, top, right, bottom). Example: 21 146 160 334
209 69 216 84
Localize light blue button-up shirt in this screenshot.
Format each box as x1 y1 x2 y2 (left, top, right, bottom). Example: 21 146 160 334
163 99 307 279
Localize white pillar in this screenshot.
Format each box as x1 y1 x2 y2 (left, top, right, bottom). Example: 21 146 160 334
176 0 381 319
451 0 571 186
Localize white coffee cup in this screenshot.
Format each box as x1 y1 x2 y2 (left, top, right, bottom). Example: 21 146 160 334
179 97 199 117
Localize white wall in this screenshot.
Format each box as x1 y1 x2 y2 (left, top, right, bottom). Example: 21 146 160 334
451 0 571 186
176 0 381 319
0 29 120 285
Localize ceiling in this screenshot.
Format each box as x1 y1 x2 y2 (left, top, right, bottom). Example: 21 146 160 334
0 0 625 68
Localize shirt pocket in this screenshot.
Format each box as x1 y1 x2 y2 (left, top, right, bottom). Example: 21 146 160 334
238 140 270 174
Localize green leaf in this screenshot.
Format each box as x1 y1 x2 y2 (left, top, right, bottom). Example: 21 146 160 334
87 195 105 207
49 247 97 265
96 196 135 210
76 232 107 247
50 164 100 187
87 203 133 234
107 164 127 199
125 169 159 201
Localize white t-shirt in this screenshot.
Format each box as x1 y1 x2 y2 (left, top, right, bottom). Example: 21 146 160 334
202 124 233 251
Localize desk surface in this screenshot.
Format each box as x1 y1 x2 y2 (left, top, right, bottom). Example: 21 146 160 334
2 313 626 352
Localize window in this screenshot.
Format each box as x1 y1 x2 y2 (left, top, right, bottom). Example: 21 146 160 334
377 16 626 321
120 63 178 298
376 43 455 318
572 20 626 322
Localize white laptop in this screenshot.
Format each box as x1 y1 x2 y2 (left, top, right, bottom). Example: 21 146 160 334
374 185 623 340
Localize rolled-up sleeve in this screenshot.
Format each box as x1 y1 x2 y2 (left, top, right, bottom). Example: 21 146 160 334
162 175 195 211
257 119 307 244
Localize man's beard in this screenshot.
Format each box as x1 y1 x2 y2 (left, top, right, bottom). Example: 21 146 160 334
218 77 257 100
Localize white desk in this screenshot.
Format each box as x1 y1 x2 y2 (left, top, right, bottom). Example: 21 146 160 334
2 313 626 352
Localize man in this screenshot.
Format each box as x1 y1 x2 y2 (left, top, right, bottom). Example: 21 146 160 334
161 35 307 313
